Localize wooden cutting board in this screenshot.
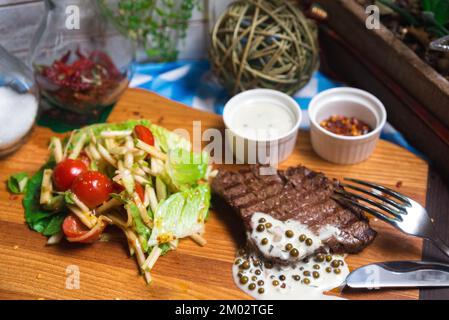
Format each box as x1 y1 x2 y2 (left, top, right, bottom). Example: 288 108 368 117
0 89 428 300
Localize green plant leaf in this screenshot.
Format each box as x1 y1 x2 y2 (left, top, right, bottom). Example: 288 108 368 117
42 213 66 236
7 172 29 194
158 242 172 255
97 0 200 61
422 0 449 26
126 202 151 252
64 192 76 205
23 161 67 235
378 0 419 25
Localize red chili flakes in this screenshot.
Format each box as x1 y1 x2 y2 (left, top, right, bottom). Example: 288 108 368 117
35 49 127 113
396 181 403 188
320 115 372 136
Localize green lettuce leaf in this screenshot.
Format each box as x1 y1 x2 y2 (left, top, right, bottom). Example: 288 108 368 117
42 213 66 236
166 148 209 190
64 192 76 205
7 172 29 194
126 202 151 252
158 242 172 256
23 161 66 235
149 124 208 190
149 124 191 153
148 184 211 246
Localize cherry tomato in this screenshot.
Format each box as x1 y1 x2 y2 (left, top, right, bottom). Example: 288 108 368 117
134 125 154 146
112 182 125 194
62 214 103 243
135 183 145 202
71 171 113 209
53 159 88 191
62 214 90 238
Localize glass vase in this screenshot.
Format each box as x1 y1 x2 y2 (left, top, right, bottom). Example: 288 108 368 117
30 0 134 116
0 45 39 157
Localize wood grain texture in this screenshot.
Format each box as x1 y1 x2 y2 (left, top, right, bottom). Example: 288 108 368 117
0 89 428 300
420 168 449 300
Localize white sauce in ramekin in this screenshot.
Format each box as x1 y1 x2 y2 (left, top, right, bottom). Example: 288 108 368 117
223 89 302 164
230 101 296 141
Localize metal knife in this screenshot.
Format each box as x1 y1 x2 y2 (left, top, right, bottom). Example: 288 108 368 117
345 261 449 289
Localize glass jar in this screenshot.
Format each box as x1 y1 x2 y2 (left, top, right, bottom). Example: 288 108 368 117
0 45 39 157
30 0 134 116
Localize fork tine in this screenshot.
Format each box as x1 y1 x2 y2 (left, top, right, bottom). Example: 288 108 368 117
335 189 403 221
331 194 398 225
341 183 407 213
344 178 412 206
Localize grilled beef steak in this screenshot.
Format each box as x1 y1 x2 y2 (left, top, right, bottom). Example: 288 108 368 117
212 165 376 262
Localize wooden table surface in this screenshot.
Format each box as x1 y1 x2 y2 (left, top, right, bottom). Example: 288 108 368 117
0 89 430 300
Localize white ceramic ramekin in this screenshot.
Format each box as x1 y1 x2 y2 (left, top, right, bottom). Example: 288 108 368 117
308 88 387 165
223 89 302 164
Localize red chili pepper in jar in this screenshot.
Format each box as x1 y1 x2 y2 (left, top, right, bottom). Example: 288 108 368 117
35 48 127 113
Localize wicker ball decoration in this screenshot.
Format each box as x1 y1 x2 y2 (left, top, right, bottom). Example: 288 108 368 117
210 0 319 96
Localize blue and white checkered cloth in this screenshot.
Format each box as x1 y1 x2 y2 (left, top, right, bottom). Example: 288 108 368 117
131 60 418 154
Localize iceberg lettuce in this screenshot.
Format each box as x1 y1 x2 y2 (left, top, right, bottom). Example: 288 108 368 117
148 184 210 247
165 148 209 191
150 124 209 190
149 124 191 152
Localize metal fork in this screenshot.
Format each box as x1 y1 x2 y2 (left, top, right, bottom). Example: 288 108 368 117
332 178 449 258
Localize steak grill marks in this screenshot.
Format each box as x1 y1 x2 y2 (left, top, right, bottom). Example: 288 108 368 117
212 165 377 255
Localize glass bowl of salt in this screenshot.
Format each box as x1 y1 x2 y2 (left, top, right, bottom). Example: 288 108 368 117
0 45 39 157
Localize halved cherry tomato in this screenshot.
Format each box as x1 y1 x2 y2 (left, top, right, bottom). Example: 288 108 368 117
135 183 145 202
71 171 113 209
134 125 154 146
62 214 103 243
53 159 87 191
62 214 90 238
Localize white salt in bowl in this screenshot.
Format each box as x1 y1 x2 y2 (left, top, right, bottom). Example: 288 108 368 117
223 89 302 164
0 87 39 157
308 88 387 165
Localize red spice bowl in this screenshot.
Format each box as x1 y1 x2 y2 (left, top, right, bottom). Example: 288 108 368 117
308 88 387 165
33 49 132 115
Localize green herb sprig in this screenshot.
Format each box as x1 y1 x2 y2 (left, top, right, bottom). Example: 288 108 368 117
98 0 201 61
377 0 449 37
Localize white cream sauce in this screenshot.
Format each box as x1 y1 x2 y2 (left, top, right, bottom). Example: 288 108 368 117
232 249 349 300
249 212 341 263
233 213 349 300
230 101 295 140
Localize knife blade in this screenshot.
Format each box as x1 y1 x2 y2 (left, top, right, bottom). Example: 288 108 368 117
345 261 449 289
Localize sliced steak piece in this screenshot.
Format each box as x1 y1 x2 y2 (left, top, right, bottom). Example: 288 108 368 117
212 165 376 263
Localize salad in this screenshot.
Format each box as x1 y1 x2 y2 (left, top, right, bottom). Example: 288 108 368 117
8 120 215 284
